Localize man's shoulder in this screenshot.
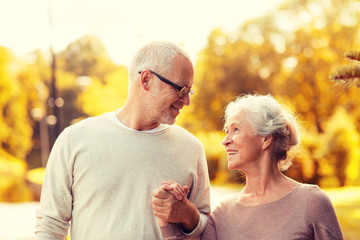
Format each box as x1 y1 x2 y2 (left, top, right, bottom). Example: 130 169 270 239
169 125 202 145
63 112 113 133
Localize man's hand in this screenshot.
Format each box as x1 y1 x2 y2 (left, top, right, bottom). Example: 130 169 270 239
152 181 200 233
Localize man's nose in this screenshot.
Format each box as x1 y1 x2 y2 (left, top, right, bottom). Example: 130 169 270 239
180 94 190 106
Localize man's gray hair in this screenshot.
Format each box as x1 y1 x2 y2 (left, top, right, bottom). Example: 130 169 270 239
128 41 192 82
224 94 300 171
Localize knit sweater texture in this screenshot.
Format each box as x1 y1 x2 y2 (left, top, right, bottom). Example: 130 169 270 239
161 184 343 240
35 111 211 240
201 183 343 240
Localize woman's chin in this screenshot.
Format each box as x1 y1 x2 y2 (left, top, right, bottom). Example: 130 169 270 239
227 163 237 170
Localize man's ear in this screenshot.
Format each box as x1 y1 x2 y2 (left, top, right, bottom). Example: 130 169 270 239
263 135 273 150
139 70 151 90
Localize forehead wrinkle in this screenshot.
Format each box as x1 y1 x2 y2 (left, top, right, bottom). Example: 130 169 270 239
225 114 257 135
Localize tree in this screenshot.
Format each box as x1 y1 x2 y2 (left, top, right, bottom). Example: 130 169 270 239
319 107 360 186
58 35 117 79
0 46 42 201
0 47 39 160
180 0 360 186
185 28 271 132
55 35 121 126
78 66 129 117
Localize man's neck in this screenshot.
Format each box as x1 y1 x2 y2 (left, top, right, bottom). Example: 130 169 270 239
116 106 160 131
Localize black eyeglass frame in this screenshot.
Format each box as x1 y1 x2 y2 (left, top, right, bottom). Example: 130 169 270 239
138 70 194 98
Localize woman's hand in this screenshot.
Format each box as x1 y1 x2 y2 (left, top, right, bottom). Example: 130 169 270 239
160 180 189 202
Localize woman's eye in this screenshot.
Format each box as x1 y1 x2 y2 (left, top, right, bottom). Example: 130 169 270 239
234 128 240 132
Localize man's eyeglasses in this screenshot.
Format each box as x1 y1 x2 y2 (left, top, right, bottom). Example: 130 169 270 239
138 70 194 98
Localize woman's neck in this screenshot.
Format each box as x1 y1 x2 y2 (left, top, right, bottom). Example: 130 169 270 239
238 163 298 206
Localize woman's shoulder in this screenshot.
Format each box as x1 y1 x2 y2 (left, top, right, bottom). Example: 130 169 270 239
211 195 238 216
299 183 330 201
299 185 343 238
299 183 335 215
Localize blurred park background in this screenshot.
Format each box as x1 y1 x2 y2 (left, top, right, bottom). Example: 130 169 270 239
1 0 360 239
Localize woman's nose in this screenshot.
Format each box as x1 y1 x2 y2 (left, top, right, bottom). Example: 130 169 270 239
222 135 231 146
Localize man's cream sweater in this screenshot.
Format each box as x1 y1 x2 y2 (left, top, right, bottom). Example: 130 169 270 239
35 111 211 240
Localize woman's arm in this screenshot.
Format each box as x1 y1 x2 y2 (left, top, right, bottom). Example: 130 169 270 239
308 186 344 240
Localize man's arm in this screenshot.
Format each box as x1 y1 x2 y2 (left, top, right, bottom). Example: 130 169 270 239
35 129 73 239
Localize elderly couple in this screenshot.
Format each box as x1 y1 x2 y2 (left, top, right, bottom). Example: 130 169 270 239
35 42 343 240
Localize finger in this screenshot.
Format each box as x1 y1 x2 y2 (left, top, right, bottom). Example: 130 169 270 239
181 186 189 202
161 184 173 191
152 195 169 207
152 199 165 211
168 184 184 198
162 180 185 194
171 183 185 196
160 186 183 200
162 179 176 185
153 211 168 222
183 186 189 195
153 194 168 204
152 201 171 221
153 188 172 199
161 184 185 201
169 190 183 201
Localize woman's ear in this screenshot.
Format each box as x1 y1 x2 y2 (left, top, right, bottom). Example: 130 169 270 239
262 135 273 150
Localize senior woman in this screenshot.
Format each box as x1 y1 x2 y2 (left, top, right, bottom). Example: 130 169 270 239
154 94 343 240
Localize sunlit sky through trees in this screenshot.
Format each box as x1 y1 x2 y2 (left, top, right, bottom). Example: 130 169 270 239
0 0 284 66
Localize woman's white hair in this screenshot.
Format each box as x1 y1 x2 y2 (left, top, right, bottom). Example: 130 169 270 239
128 41 192 83
224 94 300 171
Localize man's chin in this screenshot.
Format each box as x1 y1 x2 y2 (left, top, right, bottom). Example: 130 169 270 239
165 118 177 125
161 115 177 125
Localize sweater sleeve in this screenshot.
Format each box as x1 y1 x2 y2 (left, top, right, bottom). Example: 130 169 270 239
200 215 217 240
35 129 73 240
307 186 344 240
181 145 211 239
160 223 186 240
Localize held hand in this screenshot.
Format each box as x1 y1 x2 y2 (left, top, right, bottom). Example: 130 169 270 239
161 180 189 202
152 186 189 223
152 183 199 232
153 180 189 228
